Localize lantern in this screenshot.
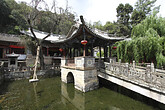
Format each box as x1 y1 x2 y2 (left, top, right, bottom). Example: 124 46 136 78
81 40 88 45
59 48 63 52
81 40 88 56
112 46 117 49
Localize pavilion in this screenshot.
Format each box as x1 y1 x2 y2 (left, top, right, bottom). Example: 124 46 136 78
56 16 127 92
52 16 126 61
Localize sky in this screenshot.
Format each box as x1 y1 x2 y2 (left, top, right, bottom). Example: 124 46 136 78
15 0 165 25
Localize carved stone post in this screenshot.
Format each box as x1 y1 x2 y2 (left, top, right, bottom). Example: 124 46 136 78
118 59 121 74
133 60 135 69
125 63 129 76
145 65 151 83
119 59 121 64
110 59 112 64
151 62 155 73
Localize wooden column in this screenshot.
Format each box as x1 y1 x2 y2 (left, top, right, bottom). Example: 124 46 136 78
46 47 49 56
104 46 108 62
78 47 80 56
99 46 101 58
109 45 112 58
86 46 88 56
73 48 75 57
69 48 71 58
104 46 106 58
91 44 93 57
64 48 66 58
76 48 78 57
106 46 108 58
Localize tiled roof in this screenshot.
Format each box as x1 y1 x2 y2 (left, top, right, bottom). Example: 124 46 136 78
21 29 66 42
0 33 20 42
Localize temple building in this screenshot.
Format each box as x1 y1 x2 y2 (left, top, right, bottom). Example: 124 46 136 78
0 33 25 59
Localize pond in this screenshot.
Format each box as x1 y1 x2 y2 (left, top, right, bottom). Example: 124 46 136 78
0 77 163 110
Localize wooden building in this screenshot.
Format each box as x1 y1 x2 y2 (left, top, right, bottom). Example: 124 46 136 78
0 33 25 59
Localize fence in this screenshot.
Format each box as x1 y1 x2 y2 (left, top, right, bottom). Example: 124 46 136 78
98 59 165 92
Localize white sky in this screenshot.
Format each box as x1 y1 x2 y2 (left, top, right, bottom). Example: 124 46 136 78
15 0 165 25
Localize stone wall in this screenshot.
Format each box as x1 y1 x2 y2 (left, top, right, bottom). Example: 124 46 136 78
4 69 60 80
0 62 4 85
61 56 99 92
26 55 53 66
61 67 98 92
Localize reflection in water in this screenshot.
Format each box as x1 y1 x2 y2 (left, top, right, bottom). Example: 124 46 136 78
33 82 39 108
0 77 163 110
61 82 85 110
60 80 161 110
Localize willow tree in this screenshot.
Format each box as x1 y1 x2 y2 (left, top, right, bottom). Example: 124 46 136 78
116 11 165 68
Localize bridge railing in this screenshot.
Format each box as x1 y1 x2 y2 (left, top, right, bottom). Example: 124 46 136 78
98 60 165 91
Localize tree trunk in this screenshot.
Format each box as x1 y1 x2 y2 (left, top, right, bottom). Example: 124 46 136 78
33 45 40 79
39 47 45 70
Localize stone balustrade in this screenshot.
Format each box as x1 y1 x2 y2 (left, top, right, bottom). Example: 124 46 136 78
98 60 165 93
61 57 95 70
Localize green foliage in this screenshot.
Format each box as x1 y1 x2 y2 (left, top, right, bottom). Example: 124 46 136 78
1 0 75 35
103 21 118 35
117 3 133 25
131 9 146 26
135 0 157 15
131 0 158 26
116 3 133 36
117 13 165 68
96 50 104 58
132 12 165 38
93 21 104 31
0 0 18 34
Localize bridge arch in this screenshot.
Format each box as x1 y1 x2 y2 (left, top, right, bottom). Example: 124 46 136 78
67 72 74 83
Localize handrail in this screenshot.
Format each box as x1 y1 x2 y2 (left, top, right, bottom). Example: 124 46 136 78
98 61 165 92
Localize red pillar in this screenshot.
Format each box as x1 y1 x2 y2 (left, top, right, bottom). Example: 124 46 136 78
47 47 49 56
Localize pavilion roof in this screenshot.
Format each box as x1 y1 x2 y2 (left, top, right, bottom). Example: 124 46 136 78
0 33 20 43
21 16 128 47
51 22 127 47
21 29 65 42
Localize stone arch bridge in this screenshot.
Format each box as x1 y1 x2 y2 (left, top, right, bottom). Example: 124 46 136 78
61 57 165 105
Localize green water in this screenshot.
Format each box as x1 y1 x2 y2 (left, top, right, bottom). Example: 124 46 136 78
0 77 162 110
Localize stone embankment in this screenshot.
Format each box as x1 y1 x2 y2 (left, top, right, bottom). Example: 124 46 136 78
0 62 4 85
0 64 60 82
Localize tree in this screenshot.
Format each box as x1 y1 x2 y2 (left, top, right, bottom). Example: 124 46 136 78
6 0 29 31
117 3 133 25
131 0 159 26
12 0 74 80
93 21 104 31
131 11 165 38
116 3 133 36
103 21 118 35
131 9 146 26
0 0 17 33
135 0 157 15
116 12 165 68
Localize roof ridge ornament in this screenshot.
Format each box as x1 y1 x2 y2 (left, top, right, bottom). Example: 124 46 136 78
80 15 85 25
